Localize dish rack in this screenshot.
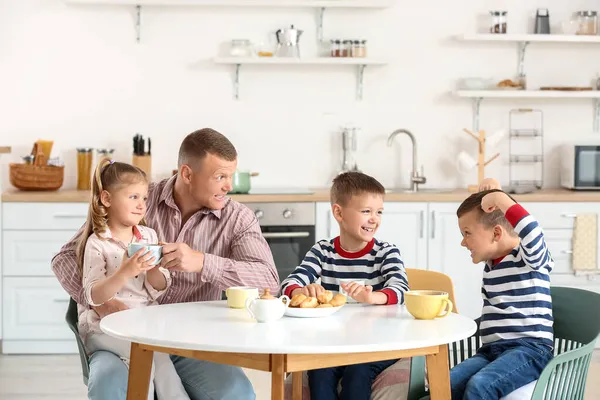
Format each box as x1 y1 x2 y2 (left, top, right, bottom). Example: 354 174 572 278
507 108 544 193
9 142 64 191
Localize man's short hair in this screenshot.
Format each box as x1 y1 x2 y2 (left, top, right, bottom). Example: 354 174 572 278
330 172 385 206
456 189 516 234
177 128 237 168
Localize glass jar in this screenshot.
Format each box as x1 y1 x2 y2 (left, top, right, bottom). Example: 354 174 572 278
330 39 339 57
490 11 507 34
576 11 598 35
342 40 352 57
76 148 93 191
229 39 253 57
353 40 367 57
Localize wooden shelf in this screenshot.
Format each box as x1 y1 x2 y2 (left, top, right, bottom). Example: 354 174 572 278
456 34 600 44
455 90 600 99
213 57 387 100
213 57 387 65
0 146 11 154
65 0 395 8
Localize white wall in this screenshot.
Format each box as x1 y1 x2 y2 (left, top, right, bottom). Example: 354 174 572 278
1 0 600 191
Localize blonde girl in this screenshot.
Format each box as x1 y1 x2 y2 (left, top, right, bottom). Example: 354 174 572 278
76 158 189 400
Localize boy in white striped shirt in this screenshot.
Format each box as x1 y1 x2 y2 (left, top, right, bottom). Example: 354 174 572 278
451 179 554 399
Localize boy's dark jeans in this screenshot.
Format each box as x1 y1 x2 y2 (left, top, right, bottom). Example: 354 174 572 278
307 359 398 400
450 338 553 399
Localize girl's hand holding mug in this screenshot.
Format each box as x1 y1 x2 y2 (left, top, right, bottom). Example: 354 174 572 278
119 248 155 279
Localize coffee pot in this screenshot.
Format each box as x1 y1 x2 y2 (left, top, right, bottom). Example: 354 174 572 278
275 25 303 57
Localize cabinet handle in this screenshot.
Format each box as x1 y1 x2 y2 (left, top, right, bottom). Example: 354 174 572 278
419 211 424 238
561 250 573 254
262 232 310 239
431 211 436 239
53 299 69 303
560 213 577 218
54 213 87 219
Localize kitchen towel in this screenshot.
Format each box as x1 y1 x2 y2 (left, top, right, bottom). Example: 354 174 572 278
572 213 598 275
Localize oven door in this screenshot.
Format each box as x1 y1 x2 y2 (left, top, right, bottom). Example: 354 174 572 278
574 145 600 189
261 225 315 281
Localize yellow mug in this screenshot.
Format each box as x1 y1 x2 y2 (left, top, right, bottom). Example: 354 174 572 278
226 287 259 309
405 290 453 320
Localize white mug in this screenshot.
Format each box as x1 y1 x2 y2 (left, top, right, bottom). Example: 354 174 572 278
338 279 365 303
456 151 478 174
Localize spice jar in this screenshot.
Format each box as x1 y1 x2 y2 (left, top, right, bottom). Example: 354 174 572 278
22 155 34 165
76 148 93 191
330 40 338 57
576 11 598 35
353 40 367 57
490 11 507 34
342 40 352 57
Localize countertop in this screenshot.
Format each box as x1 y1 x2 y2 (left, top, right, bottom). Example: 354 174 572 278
3 188 600 203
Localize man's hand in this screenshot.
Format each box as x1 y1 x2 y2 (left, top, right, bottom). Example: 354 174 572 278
481 191 516 214
478 178 501 192
160 242 205 273
292 283 325 298
93 298 129 318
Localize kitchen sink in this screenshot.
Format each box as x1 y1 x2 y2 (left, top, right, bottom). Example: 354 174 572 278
385 188 455 194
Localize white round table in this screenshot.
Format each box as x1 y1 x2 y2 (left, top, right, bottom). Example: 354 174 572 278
101 301 476 400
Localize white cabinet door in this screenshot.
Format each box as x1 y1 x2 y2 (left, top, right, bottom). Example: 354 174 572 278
2 203 88 230
3 277 72 340
3 231 77 276
315 202 428 272
428 203 484 320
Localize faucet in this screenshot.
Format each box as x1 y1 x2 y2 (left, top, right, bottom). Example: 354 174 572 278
387 129 426 192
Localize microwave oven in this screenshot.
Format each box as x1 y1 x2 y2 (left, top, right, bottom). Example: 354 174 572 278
560 144 600 190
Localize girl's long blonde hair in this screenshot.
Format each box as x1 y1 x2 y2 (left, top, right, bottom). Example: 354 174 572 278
76 158 148 272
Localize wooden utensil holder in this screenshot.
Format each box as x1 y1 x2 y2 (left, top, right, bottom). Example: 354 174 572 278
132 155 152 180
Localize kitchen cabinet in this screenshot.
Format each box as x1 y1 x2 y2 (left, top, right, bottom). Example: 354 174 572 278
1 203 84 354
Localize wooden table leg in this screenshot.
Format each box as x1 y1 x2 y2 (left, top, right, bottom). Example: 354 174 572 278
426 344 451 400
292 371 303 400
271 354 285 400
127 342 154 400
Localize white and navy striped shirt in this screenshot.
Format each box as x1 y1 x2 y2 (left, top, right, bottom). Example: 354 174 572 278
480 204 554 348
281 237 409 305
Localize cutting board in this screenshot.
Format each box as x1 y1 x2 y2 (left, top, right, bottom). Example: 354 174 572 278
540 86 594 91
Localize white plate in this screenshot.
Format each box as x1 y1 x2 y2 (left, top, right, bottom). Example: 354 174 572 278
284 305 344 318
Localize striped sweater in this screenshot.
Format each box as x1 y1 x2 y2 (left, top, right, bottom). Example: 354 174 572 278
480 204 554 348
281 237 409 305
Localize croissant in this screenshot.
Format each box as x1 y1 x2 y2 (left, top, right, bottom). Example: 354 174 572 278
290 294 307 307
317 303 333 308
299 297 319 308
317 290 333 304
329 294 347 307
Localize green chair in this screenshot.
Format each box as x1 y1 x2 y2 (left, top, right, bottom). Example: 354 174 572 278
408 286 600 400
65 297 90 386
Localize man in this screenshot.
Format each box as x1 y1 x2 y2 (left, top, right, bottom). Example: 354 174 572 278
52 128 280 400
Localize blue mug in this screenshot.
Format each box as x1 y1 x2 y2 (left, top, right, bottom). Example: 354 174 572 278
127 243 162 266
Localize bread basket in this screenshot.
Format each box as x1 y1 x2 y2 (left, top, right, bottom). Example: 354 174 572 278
9 143 64 191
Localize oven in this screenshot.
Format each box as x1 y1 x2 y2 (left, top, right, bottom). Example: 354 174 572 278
246 202 316 281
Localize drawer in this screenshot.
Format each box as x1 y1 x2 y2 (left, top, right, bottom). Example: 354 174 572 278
2 203 88 230
544 229 574 275
3 231 78 276
3 277 72 340
521 202 600 230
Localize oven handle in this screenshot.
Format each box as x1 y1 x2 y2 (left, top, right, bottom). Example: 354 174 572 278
262 232 311 239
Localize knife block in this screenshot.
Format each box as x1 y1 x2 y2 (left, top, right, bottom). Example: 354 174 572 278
132 155 152 181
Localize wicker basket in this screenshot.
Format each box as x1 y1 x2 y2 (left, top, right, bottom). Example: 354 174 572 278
9 147 64 191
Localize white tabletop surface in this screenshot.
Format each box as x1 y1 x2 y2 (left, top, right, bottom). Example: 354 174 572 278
100 301 477 354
